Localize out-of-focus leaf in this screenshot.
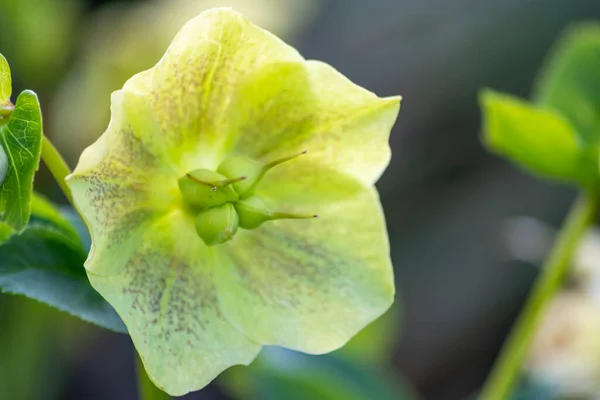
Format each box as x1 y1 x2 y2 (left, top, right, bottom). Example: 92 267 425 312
0 296 61 400
57 205 91 251
0 54 8 183
0 0 82 90
0 89 43 231
480 89 596 186
222 348 419 400
334 305 401 365
30 194 79 242
0 195 127 333
535 23 600 144
0 222 12 241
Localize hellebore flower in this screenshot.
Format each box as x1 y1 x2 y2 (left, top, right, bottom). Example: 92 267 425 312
67 7 400 396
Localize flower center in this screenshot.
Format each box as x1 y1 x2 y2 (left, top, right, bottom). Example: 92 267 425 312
178 152 317 246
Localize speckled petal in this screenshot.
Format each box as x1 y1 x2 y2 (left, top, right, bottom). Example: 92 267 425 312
226 61 400 187
215 163 394 353
67 89 180 276
88 212 260 396
122 7 303 172
67 77 260 396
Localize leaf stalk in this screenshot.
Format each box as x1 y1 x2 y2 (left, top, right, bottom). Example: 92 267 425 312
41 135 73 204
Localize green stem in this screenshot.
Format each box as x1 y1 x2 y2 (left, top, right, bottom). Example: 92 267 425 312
136 353 170 400
41 135 73 204
479 192 597 400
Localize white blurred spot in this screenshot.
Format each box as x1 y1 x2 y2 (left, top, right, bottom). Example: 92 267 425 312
527 292 600 398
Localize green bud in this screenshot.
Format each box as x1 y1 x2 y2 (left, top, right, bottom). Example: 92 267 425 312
178 168 243 210
0 144 7 185
195 203 239 246
235 195 317 230
218 151 307 197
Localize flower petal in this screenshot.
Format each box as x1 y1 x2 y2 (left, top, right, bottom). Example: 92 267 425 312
88 212 260 396
68 90 181 276
226 61 400 187
215 166 394 353
122 7 303 171
69 90 260 395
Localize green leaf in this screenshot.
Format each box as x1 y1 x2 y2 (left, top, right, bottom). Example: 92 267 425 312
0 54 12 179
223 349 419 400
0 222 13 241
535 23 600 144
480 89 596 186
334 305 401 366
0 53 10 103
30 193 80 242
0 89 43 231
58 206 91 251
0 195 126 333
0 296 61 400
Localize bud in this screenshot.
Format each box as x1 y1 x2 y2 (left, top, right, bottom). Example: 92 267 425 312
235 195 317 230
178 169 243 210
195 203 239 246
0 144 6 185
218 151 306 197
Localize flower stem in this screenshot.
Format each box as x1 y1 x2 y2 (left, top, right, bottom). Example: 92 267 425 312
479 192 597 400
41 135 73 204
136 353 170 400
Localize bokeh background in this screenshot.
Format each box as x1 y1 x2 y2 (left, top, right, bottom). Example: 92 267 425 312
2 0 600 399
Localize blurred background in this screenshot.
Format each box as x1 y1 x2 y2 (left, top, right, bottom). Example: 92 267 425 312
2 0 600 399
